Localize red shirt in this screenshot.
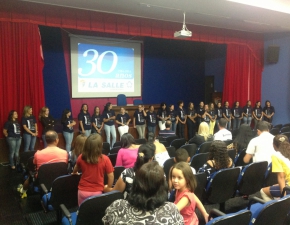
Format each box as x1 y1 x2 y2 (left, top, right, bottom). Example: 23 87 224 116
77 154 114 192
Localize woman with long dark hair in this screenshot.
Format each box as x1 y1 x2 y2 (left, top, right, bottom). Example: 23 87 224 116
263 100 275 124
168 104 178 133
253 101 263 130
91 106 103 135
102 102 116 148
78 104 91 137
146 105 157 135
61 109 76 152
39 106 55 148
176 100 187 138
157 102 169 131
232 101 243 130
133 104 147 139
187 102 197 140
222 101 232 130
116 107 131 139
242 100 253 126
22 105 38 152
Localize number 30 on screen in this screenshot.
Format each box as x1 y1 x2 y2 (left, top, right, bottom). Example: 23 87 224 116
78 49 118 76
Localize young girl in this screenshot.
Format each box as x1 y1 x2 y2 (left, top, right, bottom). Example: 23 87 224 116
171 162 209 225
61 109 76 152
68 134 87 172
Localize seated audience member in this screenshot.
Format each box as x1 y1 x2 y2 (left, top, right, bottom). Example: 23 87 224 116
158 120 176 138
115 133 140 168
68 134 87 172
260 134 290 201
17 131 68 198
243 121 275 164
148 132 170 167
103 144 155 199
115 107 131 139
213 118 232 141
232 124 254 153
72 133 114 206
102 161 184 225
198 141 234 179
188 122 213 147
174 148 196 174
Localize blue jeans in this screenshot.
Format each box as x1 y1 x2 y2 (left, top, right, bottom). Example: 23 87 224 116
104 124 116 148
42 134 47 148
63 131 74 152
147 126 156 135
171 122 177 133
233 118 241 130
23 133 36 152
226 118 231 130
7 137 21 167
80 130 91 137
243 116 252 125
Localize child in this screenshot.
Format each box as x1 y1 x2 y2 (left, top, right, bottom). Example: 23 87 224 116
68 134 87 172
170 162 209 225
175 148 196 174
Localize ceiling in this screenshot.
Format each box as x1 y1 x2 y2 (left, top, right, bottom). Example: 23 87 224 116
20 0 290 34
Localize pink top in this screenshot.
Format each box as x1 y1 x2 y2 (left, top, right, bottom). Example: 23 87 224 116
115 148 138 168
174 189 198 225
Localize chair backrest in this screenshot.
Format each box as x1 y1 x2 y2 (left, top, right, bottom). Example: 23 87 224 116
37 162 68 191
180 144 197 157
117 94 127 106
237 161 268 195
264 163 277 187
195 172 207 202
159 140 169 147
207 209 252 225
282 123 290 128
50 174 81 211
223 140 232 146
110 146 121 154
206 167 240 204
280 126 290 133
102 142 110 155
108 154 118 167
76 191 124 225
133 99 143 105
135 138 147 145
249 195 290 225
113 141 122 147
165 135 179 146
19 150 36 165
163 158 175 180
198 141 213 154
104 166 125 185
235 149 252 167
270 127 280 135
190 152 209 172
227 149 236 163
166 146 176 158
273 124 282 130
170 138 186 149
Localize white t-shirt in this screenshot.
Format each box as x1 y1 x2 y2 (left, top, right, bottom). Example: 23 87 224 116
246 132 275 164
213 128 232 141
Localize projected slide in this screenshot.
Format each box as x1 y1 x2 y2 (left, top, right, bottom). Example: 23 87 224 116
71 36 142 98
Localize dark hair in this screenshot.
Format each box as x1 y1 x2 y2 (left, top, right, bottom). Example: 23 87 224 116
224 101 229 105
81 133 103 164
160 102 166 108
128 161 168 211
61 109 71 124
234 101 239 108
265 100 271 107
170 162 197 192
218 118 227 128
93 106 100 115
134 144 156 171
80 104 88 112
147 132 155 144
255 101 261 109
257 121 269 132
121 133 136 148
274 135 290 160
208 141 231 170
175 148 189 163
233 124 254 152
103 102 111 112
246 100 251 105
7 110 16 121
177 100 183 106
45 130 58 144
273 134 289 149
188 102 194 109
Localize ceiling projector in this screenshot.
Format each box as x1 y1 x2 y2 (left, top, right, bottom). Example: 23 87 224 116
174 12 192 38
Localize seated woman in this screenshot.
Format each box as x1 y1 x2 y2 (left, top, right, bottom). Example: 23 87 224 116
103 143 155 199
198 140 234 179
188 122 213 147
102 161 184 225
260 134 290 201
115 133 140 168
148 132 170 167
232 124 254 153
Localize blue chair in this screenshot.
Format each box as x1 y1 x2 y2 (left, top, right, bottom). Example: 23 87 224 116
117 94 127 106
133 99 143 105
206 208 251 225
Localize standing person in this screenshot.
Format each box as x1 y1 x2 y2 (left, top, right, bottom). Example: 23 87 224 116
39 106 55 148
146 105 157 135
3 110 22 169
133 104 147 139
171 162 209 225
78 104 91 137
197 101 205 129
22 106 38 152
68 134 87 172
72 133 114 206
208 102 217 135
157 103 170 131
253 101 263 130
203 104 211 125
232 101 243 130
91 106 103 135
215 101 223 132
222 101 232 130
168 104 178 133
116 107 131 139
186 102 197 140
263 100 275 124
242 100 253 126
61 109 76 152
176 101 187 138
102 102 116 148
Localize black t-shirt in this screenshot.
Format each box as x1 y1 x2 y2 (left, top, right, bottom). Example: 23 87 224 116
157 109 168 121
209 110 216 118
232 107 242 118
197 107 205 117
146 111 157 127
204 111 210 122
168 110 177 122
254 107 262 118
243 106 252 115
223 107 232 118
102 110 115 126
78 111 91 130
215 108 223 119
40 115 55 134
22 115 37 134
134 110 145 125
116 113 130 127
177 108 186 122
4 121 21 138
91 114 103 128
62 117 74 133
263 106 275 115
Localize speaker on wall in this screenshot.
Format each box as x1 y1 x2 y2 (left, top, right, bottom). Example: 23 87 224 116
267 45 280 64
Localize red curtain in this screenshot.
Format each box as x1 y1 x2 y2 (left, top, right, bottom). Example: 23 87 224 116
0 22 45 138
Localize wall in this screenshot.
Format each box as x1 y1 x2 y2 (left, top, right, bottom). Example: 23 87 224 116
262 33 290 125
